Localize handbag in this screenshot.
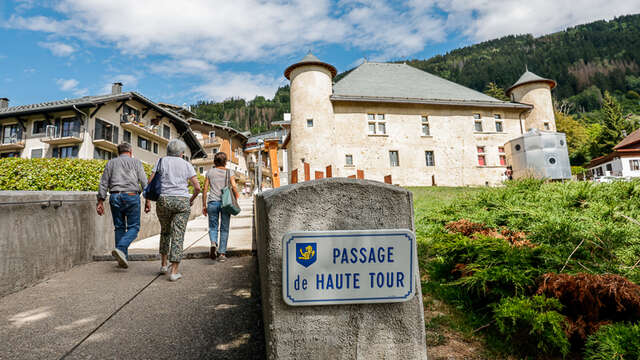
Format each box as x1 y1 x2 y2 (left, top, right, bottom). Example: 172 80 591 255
221 169 241 216
143 157 163 201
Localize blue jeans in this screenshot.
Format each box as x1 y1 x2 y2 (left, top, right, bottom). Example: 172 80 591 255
207 201 230 254
109 193 141 258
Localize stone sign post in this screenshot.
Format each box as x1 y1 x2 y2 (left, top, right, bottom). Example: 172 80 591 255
254 178 427 359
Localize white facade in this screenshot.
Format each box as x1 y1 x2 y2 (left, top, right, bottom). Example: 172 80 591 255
588 156 640 178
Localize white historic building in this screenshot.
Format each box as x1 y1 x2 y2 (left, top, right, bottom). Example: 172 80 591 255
283 53 560 186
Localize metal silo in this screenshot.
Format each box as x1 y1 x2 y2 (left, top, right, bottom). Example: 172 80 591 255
505 129 571 180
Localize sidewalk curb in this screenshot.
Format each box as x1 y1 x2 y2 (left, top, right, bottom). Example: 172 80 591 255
93 249 253 262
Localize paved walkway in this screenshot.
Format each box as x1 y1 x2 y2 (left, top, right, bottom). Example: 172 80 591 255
0 198 264 360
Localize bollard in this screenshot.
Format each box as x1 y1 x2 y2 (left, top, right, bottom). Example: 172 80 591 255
304 162 310 182
254 178 427 359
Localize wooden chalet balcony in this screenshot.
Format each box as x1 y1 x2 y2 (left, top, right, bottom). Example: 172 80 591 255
41 130 84 145
248 161 271 176
201 137 221 148
191 157 214 165
120 117 169 144
0 135 25 151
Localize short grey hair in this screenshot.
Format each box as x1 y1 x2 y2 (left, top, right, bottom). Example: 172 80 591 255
117 142 132 154
167 139 188 157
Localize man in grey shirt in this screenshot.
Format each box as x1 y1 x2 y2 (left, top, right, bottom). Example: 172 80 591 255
96 143 148 268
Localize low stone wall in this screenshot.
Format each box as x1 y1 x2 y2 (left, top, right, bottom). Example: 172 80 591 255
254 178 427 359
0 191 202 297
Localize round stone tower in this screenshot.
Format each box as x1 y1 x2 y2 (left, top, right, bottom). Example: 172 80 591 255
284 53 337 180
506 70 557 132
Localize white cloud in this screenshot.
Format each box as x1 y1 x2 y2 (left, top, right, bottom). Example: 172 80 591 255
194 71 284 101
434 0 640 41
56 78 88 96
38 41 75 56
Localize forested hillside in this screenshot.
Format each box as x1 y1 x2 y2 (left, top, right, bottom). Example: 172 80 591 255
192 14 640 166
191 86 290 134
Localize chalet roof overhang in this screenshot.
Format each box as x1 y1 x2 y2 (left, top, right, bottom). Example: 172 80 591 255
188 118 248 142
329 95 533 109
587 149 640 168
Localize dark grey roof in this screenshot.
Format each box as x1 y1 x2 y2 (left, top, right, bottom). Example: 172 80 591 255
331 62 531 109
506 70 556 95
0 93 130 116
0 91 207 159
284 52 337 80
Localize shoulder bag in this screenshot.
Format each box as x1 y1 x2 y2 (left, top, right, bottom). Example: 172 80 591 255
221 169 241 215
143 158 163 201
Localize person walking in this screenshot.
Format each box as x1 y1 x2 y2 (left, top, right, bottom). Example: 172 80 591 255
96 143 148 269
202 152 239 262
145 139 200 281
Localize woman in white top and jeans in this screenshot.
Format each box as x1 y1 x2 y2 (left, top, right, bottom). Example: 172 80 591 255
202 152 238 262
145 139 201 281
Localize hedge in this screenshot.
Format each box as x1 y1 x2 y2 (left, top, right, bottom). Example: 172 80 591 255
0 158 153 191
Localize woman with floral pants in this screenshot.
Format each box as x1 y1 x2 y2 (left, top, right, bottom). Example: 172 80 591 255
145 139 201 281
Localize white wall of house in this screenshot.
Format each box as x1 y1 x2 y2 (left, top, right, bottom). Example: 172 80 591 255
0 99 187 165
588 156 640 177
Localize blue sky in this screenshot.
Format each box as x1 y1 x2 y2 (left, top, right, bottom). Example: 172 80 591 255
1 0 639 108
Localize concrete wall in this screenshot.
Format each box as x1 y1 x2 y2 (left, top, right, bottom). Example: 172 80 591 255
254 178 427 360
0 191 202 297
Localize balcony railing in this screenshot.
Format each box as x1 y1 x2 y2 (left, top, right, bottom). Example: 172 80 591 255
92 130 118 152
0 133 26 151
121 113 140 124
120 120 169 144
41 127 84 145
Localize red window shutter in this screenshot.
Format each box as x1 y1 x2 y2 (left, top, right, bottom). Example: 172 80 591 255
500 155 506 166
478 155 486 166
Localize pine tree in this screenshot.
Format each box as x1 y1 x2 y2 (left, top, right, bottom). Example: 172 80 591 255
483 82 510 101
598 91 631 154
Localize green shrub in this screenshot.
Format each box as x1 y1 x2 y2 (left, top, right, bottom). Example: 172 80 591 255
584 322 640 360
494 295 570 357
0 158 152 191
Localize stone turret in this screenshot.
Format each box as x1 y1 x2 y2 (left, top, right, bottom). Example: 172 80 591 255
284 53 337 181
506 70 557 132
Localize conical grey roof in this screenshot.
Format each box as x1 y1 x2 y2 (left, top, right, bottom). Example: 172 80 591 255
506 70 556 95
284 52 337 79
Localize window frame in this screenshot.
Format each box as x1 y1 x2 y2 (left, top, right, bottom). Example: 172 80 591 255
425 150 435 167
421 115 430 136
477 146 486 166
163 124 171 140
123 130 131 144
306 118 314 128
474 120 483 132
367 113 387 135
30 148 44 158
153 142 158 154
630 160 640 171
32 120 47 135
498 146 506 166
544 122 550 131
389 150 399 167
137 135 151 151
495 120 503 133
345 154 353 166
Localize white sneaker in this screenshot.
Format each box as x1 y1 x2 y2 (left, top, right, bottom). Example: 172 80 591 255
169 273 182 282
112 249 128 269
159 265 169 275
